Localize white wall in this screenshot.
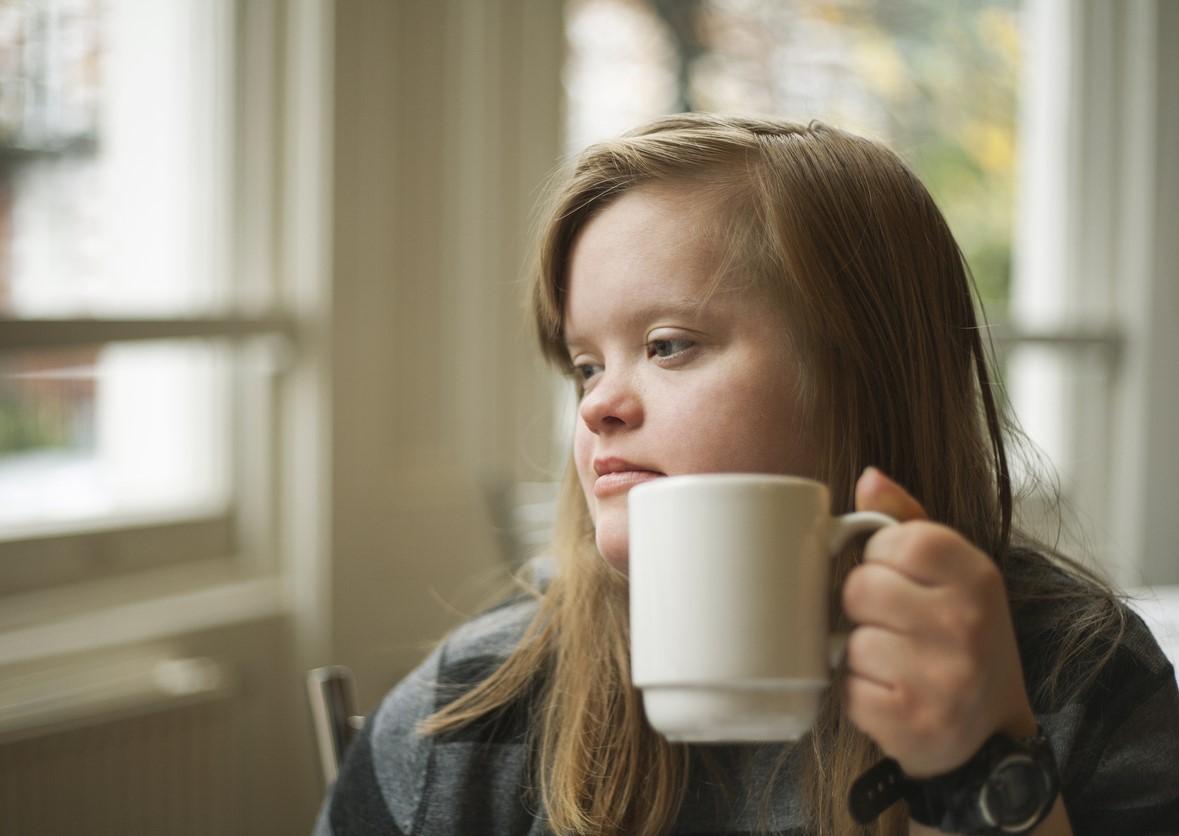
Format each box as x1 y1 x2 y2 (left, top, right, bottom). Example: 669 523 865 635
307 0 566 709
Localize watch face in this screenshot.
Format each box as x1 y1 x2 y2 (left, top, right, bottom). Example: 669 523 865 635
980 754 1050 831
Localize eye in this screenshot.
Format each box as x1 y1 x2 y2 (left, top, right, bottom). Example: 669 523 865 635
647 338 694 359
573 362 603 382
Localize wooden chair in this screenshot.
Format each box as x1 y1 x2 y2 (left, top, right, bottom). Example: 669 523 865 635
306 666 365 788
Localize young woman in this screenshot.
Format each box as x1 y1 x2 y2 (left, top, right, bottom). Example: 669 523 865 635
315 114 1179 836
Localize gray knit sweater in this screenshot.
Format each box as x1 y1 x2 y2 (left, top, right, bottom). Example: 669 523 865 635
313 592 1179 836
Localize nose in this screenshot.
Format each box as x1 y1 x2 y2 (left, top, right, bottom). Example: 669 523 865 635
578 369 643 434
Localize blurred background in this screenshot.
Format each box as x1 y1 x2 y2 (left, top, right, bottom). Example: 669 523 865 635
0 0 1175 833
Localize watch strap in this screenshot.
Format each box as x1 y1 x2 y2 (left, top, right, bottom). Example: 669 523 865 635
848 757 952 828
848 756 909 825
848 729 1059 834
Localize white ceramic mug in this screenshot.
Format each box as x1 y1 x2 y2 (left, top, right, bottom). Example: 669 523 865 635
628 473 896 743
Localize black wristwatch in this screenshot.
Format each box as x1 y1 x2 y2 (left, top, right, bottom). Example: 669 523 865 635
849 729 1060 834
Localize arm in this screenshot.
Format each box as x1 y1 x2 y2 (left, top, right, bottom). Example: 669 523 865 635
845 468 1071 834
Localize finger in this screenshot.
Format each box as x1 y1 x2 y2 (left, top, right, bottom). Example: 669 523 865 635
845 625 913 688
855 467 928 523
844 671 903 745
862 521 973 587
842 562 935 632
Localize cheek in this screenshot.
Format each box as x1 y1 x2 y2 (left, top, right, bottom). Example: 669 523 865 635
672 364 810 474
572 421 597 518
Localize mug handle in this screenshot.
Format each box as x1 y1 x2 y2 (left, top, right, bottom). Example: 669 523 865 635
825 511 898 669
827 511 898 555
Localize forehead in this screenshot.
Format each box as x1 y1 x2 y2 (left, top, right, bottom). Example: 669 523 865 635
563 186 725 338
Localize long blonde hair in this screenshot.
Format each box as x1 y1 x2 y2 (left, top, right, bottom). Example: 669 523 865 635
420 114 1123 835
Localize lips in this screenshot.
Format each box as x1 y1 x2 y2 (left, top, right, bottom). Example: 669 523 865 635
592 457 665 499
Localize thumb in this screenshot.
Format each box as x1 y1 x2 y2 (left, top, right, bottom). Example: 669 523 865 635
854 467 929 522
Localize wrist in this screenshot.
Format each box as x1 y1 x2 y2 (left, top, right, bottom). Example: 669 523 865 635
851 725 1060 835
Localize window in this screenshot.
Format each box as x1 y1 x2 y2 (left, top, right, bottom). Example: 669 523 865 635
564 0 1179 585
566 0 1019 314
0 0 294 596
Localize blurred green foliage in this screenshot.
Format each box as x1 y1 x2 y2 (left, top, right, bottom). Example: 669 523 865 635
833 0 1020 322
639 0 1021 322
0 395 71 453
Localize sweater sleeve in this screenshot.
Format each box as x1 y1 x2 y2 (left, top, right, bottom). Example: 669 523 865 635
1043 610 1179 836
311 593 544 836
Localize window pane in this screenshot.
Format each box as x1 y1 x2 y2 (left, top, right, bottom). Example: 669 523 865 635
1006 341 1120 566
0 0 230 317
0 340 231 535
564 0 679 154
565 0 1020 318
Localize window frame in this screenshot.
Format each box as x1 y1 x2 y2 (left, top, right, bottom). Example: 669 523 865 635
1008 0 1179 587
0 0 308 605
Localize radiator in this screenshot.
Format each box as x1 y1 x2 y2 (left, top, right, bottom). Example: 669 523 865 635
0 625 317 836
0 656 245 836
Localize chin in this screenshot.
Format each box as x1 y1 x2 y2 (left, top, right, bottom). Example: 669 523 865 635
594 527 630 575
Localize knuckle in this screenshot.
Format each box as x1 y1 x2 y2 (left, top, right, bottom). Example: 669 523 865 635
845 627 876 668
842 567 868 615
893 522 953 573
846 626 866 657
913 523 960 560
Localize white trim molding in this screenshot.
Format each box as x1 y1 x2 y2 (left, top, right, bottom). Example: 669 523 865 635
1014 0 1179 586
316 0 565 709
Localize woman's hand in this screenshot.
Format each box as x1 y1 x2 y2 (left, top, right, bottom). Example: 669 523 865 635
841 467 1037 778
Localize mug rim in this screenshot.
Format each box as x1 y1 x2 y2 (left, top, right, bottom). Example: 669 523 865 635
630 472 825 497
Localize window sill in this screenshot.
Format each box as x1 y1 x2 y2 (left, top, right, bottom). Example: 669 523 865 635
0 505 239 598
0 558 286 667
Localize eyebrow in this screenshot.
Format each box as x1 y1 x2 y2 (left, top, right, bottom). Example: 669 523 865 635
562 296 711 351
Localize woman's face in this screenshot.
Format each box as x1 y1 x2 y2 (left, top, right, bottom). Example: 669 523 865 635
564 185 815 572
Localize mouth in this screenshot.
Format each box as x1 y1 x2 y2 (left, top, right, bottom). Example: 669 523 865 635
592 457 665 499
